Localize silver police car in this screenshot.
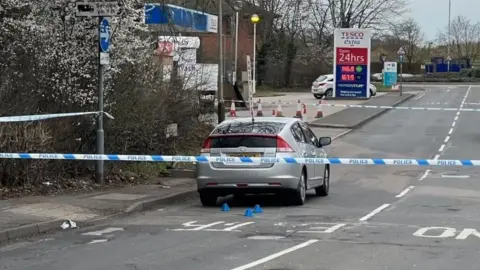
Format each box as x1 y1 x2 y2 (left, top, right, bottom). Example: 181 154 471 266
196 117 331 206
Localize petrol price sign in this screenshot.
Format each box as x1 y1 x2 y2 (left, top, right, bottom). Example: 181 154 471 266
333 29 372 99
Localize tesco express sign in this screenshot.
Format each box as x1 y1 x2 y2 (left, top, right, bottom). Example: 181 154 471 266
341 31 364 46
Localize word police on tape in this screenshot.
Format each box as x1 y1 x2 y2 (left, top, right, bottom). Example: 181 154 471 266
0 153 477 166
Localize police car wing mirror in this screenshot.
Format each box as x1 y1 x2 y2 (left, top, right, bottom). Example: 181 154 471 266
318 137 331 147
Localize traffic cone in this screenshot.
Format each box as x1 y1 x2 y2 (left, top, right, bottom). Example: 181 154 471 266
315 100 323 118
229 100 236 117
276 102 283 117
256 99 263 116
253 204 263 213
244 208 254 217
221 203 230 212
302 103 307 121
294 100 302 118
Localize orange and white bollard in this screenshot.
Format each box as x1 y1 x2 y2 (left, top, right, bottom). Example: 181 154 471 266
276 102 283 117
294 100 302 118
256 99 263 116
315 100 323 118
229 100 237 117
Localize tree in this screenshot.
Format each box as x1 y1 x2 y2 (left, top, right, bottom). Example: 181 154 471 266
437 16 480 63
388 18 424 69
327 0 409 30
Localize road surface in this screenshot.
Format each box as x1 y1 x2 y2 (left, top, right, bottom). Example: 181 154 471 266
2 85 480 270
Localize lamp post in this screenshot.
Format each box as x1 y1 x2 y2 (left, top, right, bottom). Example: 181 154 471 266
447 0 451 73
217 0 224 124
232 0 242 85
250 14 259 97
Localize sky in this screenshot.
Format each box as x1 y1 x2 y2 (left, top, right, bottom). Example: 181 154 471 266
408 0 480 42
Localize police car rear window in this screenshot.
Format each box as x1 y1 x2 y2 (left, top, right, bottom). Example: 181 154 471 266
211 121 285 135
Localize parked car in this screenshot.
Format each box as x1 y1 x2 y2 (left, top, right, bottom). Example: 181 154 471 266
311 74 377 99
196 117 332 206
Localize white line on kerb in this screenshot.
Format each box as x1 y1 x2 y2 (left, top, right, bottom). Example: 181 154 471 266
452 121 456 127
419 169 431 181
395 186 415 198
359 204 390 222
444 136 450 143
438 144 445 152
229 239 318 270
433 154 440 160
448 128 453 135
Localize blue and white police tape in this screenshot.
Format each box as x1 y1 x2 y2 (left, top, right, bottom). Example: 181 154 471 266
0 111 114 123
0 153 477 166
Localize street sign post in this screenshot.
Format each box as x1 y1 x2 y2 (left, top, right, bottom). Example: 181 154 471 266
99 18 110 53
75 2 120 185
397 46 406 96
333 28 372 99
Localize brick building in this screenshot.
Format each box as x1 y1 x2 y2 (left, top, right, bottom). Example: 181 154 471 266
164 0 268 82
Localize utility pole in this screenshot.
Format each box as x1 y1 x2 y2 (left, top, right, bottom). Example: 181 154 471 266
447 0 451 73
232 0 242 85
217 0 225 124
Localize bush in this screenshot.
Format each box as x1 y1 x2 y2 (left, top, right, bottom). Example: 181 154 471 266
0 2 213 194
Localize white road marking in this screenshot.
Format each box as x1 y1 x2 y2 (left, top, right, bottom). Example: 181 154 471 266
247 235 285 240
418 169 431 181
435 86 471 159
87 239 108 244
359 204 390 222
229 239 318 270
413 227 457 238
395 186 415 198
225 222 238 226
441 174 470 179
82 227 124 236
438 144 445 152
414 93 425 100
173 221 225 231
223 222 255 231
288 223 347 234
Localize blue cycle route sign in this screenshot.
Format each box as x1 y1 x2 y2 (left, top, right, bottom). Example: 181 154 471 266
99 18 110 53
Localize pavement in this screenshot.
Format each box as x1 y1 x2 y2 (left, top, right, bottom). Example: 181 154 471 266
309 92 415 128
5 85 480 269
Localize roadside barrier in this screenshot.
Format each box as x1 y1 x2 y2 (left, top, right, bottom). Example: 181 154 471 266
0 153 475 166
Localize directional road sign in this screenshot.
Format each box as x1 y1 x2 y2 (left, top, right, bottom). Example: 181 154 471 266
99 18 110 53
